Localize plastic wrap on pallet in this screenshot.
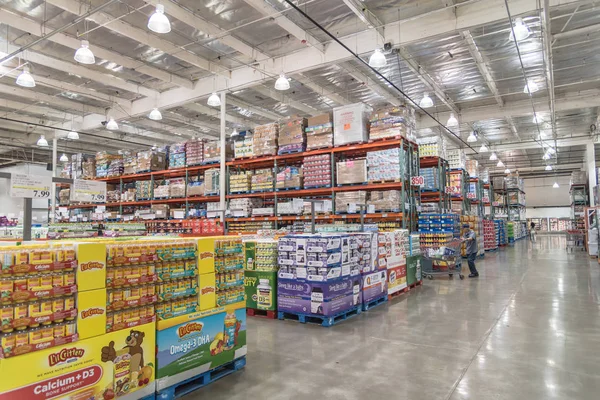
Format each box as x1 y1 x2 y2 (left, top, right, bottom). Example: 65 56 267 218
253 122 278 157
276 166 302 189
230 198 264 217
480 167 490 184
251 168 274 192
368 105 412 140
421 167 441 190
185 138 204 166
492 176 505 190
446 149 466 169
465 159 478 178
230 171 252 193
306 113 333 150
366 148 405 181
168 142 186 169
368 190 401 212
204 168 220 195
303 154 331 188
137 150 166 172
122 150 137 175
278 115 306 154
333 103 370 145
417 136 446 158
203 140 232 164
335 191 367 213
336 159 367 185
571 171 587 185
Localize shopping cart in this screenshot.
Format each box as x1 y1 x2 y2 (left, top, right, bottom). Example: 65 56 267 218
421 239 464 280
566 229 585 252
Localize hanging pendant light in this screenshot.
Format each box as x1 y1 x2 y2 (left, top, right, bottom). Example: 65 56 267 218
207 92 221 107
74 40 95 64
553 181 559 188
479 144 488 153
368 49 387 68
274 74 291 91
37 135 48 147
447 113 458 127
543 152 550 160
504 168 511 174
497 160 504 168
419 92 433 108
524 80 539 94
489 152 498 161
60 153 69 162
231 128 239 137
67 130 79 140
545 165 552 171
467 131 477 143
16 66 35 88
148 108 162 121
148 4 171 34
510 17 531 41
106 117 119 130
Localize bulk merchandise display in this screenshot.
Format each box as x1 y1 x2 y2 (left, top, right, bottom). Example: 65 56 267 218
417 136 446 158
495 219 508 246
306 113 334 150
244 240 278 314
303 154 332 188
369 105 415 140
333 103 370 146
278 116 307 154
483 220 498 251
446 149 465 169
418 214 460 251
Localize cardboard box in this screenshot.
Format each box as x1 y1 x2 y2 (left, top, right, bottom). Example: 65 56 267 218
361 270 387 303
336 159 367 185
155 305 246 389
0 323 156 400
333 103 370 145
77 288 107 339
308 113 332 127
387 264 407 295
245 270 277 311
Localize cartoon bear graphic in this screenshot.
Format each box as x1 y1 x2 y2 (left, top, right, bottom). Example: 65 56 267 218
101 330 145 373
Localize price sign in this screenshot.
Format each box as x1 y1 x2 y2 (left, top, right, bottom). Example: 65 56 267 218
492 201 500 207
71 179 107 203
10 174 52 199
411 176 425 186
482 197 490 203
445 186 454 194
467 192 476 200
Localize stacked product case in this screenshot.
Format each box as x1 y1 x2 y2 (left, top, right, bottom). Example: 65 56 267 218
244 240 278 313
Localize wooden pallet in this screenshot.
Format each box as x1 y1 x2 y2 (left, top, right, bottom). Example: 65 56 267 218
246 308 277 319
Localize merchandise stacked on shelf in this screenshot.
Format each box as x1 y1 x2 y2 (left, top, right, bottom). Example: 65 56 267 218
483 220 498 251
0 244 79 357
446 149 465 169
304 154 332 188
333 103 370 145
367 148 404 182
570 172 588 230
465 160 478 178
277 234 362 319
417 136 446 158
495 219 507 246
418 214 460 252
278 116 307 154
254 123 278 157
233 131 254 158
369 105 415 140
244 240 278 314
421 167 442 190
305 113 333 150
507 222 526 242
460 216 484 257
505 176 526 221
47 223 101 239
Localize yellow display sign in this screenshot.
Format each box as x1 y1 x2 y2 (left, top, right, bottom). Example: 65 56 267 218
77 288 107 340
76 243 106 292
0 323 155 400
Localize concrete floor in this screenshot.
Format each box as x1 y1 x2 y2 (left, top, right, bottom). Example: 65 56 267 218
185 236 600 400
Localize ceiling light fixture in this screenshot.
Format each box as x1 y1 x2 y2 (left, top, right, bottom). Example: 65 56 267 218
419 92 433 108
553 181 559 189
510 17 531 41
490 152 498 161
106 117 118 131
497 160 504 168
148 108 162 121
74 40 95 64
546 146 556 155
274 74 291 91
504 168 511 174
60 153 68 162
447 113 458 127
207 92 221 107
37 135 48 147
543 152 550 160
479 144 489 153
148 4 171 34
545 165 552 171
67 130 79 140
231 128 239 137
524 80 539 94
16 66 35 87
368 49 387 68
467 131 477 143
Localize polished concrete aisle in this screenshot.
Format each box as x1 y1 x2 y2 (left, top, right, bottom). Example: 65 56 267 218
186 236 600 400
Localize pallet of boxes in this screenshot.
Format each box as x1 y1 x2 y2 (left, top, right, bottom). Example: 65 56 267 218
244 240 278 318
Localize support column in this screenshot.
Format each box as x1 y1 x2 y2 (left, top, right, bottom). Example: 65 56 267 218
585 142 596 206
51 137 57 223
219 92 227 223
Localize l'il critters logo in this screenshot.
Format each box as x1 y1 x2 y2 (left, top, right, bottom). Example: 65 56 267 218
80 261 104 271
81 307 105 319
199 252 213 260
178 322 204 338
48 347 85 366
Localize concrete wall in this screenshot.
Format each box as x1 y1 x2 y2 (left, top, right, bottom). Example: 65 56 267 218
526 207 571 218
524 176 571 207
0 163 51 224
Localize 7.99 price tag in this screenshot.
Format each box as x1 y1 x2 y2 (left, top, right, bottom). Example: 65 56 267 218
10 174 52 199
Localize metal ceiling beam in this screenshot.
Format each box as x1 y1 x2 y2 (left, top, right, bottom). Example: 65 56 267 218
251 85 320 116
160 111 222 136
2 43 154 101
46 0 230 78
0 9 193 89
294 74 351 107
542 0 557 139
0 83 106 115
505 116 522 141
227 97 282 121
146 0 268 62
0 65 130 109
0 99 79 123
80 0 582 130
183 103 256 127
241 0 325 53
461 31 503 107
552 22 600 41
340 63 401 106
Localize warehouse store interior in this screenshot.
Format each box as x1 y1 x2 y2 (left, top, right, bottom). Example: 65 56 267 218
0 0 599 399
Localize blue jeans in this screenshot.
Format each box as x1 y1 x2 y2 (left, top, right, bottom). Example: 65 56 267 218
467 253 478 275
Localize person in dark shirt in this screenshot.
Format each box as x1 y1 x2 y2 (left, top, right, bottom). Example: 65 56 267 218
462 223 479 278
530 222 536 242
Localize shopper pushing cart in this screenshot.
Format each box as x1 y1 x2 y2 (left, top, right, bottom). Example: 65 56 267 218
462 224 479 278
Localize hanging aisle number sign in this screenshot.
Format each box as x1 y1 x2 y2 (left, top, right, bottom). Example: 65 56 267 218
10 174 52 199
71 179 107 203
410 176 425 186
467 192 476 200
